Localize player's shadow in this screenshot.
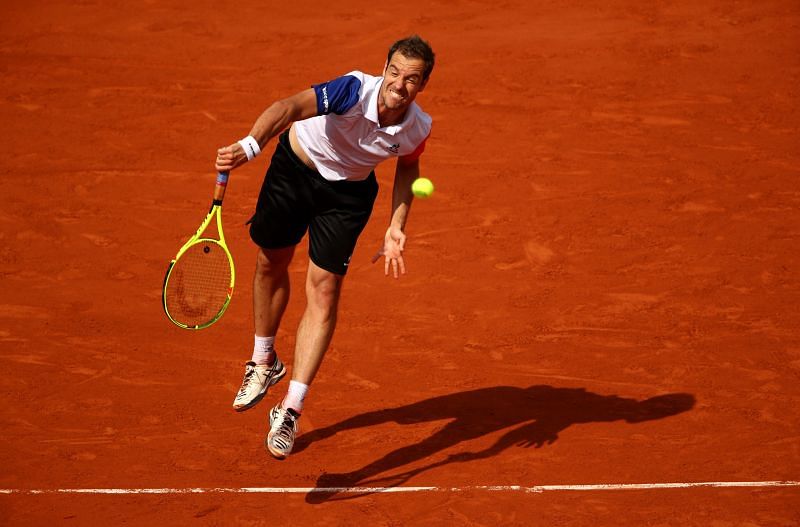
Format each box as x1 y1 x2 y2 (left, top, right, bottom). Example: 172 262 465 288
299 385 695 503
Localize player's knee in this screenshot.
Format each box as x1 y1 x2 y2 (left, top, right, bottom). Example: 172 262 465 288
306 271 342 313
255 247 294 276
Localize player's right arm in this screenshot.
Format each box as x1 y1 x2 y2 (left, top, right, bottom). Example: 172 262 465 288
215 88 317 173
247 89 318 148
216 74 364 173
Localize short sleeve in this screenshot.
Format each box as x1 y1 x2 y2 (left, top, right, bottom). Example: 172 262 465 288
311 74 362 115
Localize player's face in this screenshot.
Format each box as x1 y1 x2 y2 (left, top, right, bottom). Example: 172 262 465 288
380 53 428 114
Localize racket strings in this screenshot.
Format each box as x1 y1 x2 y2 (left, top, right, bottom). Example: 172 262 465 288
164 241 232 327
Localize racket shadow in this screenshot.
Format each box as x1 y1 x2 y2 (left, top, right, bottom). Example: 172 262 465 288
300 385 695 503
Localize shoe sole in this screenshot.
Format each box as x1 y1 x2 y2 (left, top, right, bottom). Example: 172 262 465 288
265 439 288 460
232 364 287 412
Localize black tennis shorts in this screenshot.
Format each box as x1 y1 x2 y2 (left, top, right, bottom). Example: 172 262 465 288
248 130 379 275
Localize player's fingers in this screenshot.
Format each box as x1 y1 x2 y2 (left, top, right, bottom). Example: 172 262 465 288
215 150 231 168
397 255 406 275
384 255 390 276
391 258 399 278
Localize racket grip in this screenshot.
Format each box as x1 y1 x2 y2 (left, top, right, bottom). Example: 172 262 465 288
213 171 229 202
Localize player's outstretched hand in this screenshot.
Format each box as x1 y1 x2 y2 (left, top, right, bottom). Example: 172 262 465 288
372 225 406 278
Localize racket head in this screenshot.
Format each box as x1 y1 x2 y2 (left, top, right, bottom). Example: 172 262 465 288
162 238 235 330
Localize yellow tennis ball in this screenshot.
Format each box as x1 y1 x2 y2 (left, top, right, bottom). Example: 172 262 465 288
412 177 434 198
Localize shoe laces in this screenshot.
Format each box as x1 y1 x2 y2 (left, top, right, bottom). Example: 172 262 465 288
237 364 257 397
271 408 298 450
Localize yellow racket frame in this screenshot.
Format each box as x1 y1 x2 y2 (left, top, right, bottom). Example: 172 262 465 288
162 172 235 330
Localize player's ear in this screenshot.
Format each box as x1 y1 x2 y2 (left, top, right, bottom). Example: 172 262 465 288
382 61 388 75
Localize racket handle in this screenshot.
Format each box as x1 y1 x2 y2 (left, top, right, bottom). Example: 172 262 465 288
213 171 229 203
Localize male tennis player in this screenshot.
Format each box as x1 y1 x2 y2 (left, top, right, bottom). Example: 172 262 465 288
214 35 434 459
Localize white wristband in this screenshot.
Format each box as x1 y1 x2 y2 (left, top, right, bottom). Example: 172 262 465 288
238 136 261 161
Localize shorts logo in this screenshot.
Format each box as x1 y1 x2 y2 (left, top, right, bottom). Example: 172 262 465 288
343 255 351 267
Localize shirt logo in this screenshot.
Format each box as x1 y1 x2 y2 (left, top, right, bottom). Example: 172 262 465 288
321 86 330 113
387 143 400 154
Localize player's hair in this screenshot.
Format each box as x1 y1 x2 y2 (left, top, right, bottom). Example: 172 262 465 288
387 35 435 81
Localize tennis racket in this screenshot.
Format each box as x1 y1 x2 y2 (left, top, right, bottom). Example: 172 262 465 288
162 171 235 330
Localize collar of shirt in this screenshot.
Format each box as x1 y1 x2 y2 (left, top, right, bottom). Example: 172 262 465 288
364 76 418 136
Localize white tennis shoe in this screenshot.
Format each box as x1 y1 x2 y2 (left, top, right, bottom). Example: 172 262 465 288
232 359 286 412
266 404 300 459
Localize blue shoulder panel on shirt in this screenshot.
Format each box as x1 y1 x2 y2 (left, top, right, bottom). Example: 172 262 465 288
312 74 362 115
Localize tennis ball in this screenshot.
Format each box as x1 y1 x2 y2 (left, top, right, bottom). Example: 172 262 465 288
412 177 434 199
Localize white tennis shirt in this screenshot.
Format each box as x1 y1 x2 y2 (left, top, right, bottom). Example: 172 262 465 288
293 71 432 182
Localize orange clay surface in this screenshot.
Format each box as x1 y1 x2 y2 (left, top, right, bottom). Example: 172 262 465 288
2 1 799 525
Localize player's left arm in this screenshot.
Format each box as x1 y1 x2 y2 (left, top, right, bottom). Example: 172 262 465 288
373 154 420 278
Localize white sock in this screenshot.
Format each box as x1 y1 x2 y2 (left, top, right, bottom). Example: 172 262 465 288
282 380 308 414
252 335 275 366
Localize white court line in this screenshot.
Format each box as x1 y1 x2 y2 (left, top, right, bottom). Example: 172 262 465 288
1 481 799 495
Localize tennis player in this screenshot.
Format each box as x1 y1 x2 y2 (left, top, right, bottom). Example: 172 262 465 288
214 35 435 459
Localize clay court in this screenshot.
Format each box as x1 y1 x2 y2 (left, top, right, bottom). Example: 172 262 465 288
2 0 799 524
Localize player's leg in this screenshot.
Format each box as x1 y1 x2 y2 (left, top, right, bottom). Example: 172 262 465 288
291 261 344 385
232 246 294 412
253 245 295 338
234 131 311 412
266 262 343 459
